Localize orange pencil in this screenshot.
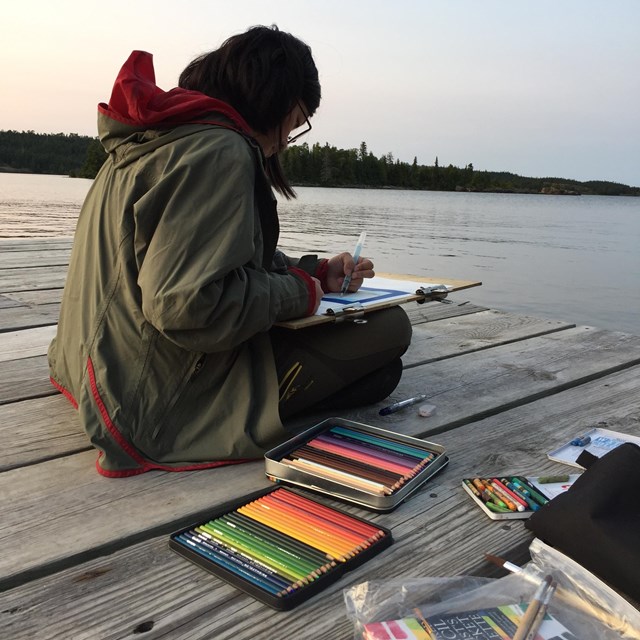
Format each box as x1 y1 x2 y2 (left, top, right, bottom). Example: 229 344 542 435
260 493 372 546
235 503 346 557
243 498 366 552
238 503 356 560
270 489 385 540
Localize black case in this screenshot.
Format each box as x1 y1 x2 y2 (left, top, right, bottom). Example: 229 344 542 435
169 485 393 610
526 443 640 602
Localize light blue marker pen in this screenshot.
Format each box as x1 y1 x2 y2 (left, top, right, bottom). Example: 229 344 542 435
341 231 366 295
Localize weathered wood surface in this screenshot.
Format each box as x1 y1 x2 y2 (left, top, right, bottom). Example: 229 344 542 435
0 237 639 640
2 366 639 639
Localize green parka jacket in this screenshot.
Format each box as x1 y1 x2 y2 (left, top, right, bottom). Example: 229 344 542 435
48 51 323 476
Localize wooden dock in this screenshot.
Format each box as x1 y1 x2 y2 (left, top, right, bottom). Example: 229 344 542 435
1 237 639 639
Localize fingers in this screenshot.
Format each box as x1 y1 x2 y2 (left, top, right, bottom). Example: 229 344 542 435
350 257 374 279
345 260 375 292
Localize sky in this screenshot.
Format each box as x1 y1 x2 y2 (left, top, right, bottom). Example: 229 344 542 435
3 0 639 186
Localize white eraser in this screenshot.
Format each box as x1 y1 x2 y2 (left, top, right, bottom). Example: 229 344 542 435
418 403 436 417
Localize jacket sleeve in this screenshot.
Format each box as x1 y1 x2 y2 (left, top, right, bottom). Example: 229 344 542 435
136 130 314 352
272 251 330 291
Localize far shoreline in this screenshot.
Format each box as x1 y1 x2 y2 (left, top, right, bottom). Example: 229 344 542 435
2 169 638 198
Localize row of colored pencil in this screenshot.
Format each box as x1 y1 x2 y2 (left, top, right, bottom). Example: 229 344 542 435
173 487 387 599
280 425 436 495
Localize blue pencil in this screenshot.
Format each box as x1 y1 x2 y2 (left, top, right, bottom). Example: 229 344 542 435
183 530 295 591
329 425 434 459
177 533 287 596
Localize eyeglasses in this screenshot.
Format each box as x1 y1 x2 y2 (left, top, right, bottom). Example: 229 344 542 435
287 103 312 145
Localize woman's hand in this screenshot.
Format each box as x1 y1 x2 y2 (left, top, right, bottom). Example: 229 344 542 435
325 252 375 293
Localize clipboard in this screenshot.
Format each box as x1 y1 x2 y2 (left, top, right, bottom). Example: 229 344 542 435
276 273 481 329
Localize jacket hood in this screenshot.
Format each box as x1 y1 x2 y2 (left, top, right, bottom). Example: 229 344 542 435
97 51 253 154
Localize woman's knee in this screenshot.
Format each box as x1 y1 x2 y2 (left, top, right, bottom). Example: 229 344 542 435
366 306 412 352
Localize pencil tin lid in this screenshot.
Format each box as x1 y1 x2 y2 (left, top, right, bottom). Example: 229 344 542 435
264 417 448 512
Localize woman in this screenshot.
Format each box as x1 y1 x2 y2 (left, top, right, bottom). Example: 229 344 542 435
48 25 411 477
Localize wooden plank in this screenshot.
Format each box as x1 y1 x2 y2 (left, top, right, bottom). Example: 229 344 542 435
404 308 574 366
0 395 88 472
0 350 638 593
0 309 581 467
0 306 492 405
0 238 72 253
0 266 66 293
0 355 55 405
368 325 640 438
0 326 57 362
0 304 60 333
0 294 25 310
2 365 638 638
0 452 271 590
4 289 63 306
405 299 489 323
2 319 639 468
0 249 71 269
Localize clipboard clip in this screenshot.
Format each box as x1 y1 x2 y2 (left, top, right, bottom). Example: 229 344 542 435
415 285 452 304
325 303 368 323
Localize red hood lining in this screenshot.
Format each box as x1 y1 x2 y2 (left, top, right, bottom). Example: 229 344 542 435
97 50 252 135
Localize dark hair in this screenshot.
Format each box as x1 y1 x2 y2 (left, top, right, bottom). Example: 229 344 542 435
179 25 321 198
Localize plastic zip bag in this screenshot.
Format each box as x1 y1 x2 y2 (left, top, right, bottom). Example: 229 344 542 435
343 539 640 639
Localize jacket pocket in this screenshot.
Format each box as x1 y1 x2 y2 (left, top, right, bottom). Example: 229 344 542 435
151 353 207 440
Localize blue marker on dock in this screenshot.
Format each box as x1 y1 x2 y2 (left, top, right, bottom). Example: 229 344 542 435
379 394 427 416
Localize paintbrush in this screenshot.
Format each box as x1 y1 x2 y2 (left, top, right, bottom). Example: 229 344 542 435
485 553 523 575
512 575 553 640
524 580 557 640
484 553 640 639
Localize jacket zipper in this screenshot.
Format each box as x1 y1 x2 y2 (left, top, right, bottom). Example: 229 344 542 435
151 354 207 439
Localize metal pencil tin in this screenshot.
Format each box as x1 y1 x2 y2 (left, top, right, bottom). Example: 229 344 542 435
264 417 448 512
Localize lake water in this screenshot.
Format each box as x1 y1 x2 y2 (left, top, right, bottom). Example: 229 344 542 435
1 173 638 335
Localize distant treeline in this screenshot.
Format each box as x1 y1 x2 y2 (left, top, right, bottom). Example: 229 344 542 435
1 129 638 196
0 130 106 178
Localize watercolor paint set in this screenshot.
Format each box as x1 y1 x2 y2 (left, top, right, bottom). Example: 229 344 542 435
264 418 448 511
169 485 392 610
462 474 579 520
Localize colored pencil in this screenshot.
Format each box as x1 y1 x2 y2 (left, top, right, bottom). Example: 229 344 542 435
176 534 285 596
326 429 432 463
283 457 392 495
270 489 385 539
291 445 404 483
313 433 419 468
198 522 312 582
216 515 322 577
237 503 357 560
241 499 367 554
194 525 308 589
181 531 293 593
306 438 414 475
172 487 391 606
260 492 375 546
328 425 432 458
224 511 334 569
